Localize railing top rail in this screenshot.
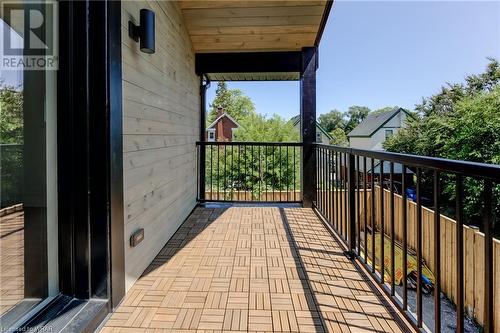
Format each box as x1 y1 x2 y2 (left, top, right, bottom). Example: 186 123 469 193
196 141 302 147
313 143 500 181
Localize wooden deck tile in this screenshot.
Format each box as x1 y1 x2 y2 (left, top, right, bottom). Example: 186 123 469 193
101 207 412 332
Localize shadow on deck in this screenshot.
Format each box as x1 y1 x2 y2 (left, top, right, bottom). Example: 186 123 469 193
101 206 412 332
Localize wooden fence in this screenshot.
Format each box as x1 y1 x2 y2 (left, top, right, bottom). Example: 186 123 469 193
340 187 499 330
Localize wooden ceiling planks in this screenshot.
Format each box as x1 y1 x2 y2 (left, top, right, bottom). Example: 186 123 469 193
177 0 329 53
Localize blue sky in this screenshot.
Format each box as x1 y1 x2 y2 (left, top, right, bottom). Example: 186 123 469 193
207 1 500 120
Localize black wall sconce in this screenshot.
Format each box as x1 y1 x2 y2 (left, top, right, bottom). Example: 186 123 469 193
129 9 155 54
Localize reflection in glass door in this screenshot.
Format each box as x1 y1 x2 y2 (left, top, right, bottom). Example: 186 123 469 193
0 1 58 328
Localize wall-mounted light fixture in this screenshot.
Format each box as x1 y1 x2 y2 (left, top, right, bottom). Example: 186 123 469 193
129 9 155 54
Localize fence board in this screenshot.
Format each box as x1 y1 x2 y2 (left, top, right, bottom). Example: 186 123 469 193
364 186 498 331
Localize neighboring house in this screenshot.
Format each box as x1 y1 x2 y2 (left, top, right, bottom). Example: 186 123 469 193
290 115 333 143
347 107 411 150
206 108 241 142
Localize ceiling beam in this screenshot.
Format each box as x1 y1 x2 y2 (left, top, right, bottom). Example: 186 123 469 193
195 51 303 77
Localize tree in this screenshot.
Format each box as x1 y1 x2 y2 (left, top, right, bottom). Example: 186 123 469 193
207 81 256 124
0 84 23 144
0 83 23 207
415 58 499 117
236 113 299 143
318 109 345 133
344 106 370 132
384 59 500 229
329 127 348 146
371 106 398 115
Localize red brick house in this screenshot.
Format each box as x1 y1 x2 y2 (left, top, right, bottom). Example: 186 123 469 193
206 108 241 142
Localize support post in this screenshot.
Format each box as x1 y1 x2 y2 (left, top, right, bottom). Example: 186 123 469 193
347 153 356 257
199 76 209 201
300 47 317 207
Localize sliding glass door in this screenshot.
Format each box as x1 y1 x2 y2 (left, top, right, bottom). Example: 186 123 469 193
0 1 58 328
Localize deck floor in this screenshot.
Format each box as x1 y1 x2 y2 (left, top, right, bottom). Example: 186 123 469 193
101 207 409 332
0 210 24 315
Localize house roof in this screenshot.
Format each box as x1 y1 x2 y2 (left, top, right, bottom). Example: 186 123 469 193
290 115 333 140
347 108 409 138
207 112 241 130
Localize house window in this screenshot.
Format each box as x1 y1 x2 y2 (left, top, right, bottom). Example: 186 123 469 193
385 129 394 140
316 132 322 143
207 129 215 142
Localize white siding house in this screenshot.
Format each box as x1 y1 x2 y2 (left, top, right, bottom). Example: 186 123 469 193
348 108 411 150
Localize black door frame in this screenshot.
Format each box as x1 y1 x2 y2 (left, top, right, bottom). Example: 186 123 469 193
57 0 124 309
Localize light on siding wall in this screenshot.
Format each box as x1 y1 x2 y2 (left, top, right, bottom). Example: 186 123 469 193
129 9 155 54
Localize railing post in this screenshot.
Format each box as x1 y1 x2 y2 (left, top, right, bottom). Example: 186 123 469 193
347 152 356 257
300 47 317 207
199 76 209 201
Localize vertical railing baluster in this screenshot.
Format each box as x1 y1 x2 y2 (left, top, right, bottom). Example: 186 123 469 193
286 146 289 202
363 157 368 264
357 155 361 254
224 145 227 200
324 148 328 217
433 170 441 333
390 162 395 295
455 174 464 333
348 153 356 255
416 167 423 327
272 146 275 201
257 146 261 202
210 145 213 200
379 160 385 285
329 150 333 225
371 158 376 273
341 152 345 238
335 151 338 232
340 150 343 235
344 153 348 240
231 145 234 201
402 164 408 310
324 148 327 213
293 146 296 201
483 180 493 333
279 146 282 201
316 147 319 208
217 145 220 200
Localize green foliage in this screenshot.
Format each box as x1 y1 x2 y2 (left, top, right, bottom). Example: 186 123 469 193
205 145 300 200
318 109 345 133
415 58 499 117
318 106 374 144
1 84 23 144
384 59 500 227
344 106 370 133
207 81 256 124
329 128 348 146
371 106 398 115
0 83 23 207
236 113 299 143
206 83 299 199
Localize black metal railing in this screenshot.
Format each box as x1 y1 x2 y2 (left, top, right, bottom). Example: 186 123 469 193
313 143 500 333
196 142 302 203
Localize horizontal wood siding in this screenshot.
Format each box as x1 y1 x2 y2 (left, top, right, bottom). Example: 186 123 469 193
122 0 199 290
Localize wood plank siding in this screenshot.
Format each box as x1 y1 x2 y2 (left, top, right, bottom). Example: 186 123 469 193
122 1 200 290
177 0 329 52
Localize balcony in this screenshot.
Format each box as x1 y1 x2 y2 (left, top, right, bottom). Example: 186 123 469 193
101 142 499 333
102 205 409 332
